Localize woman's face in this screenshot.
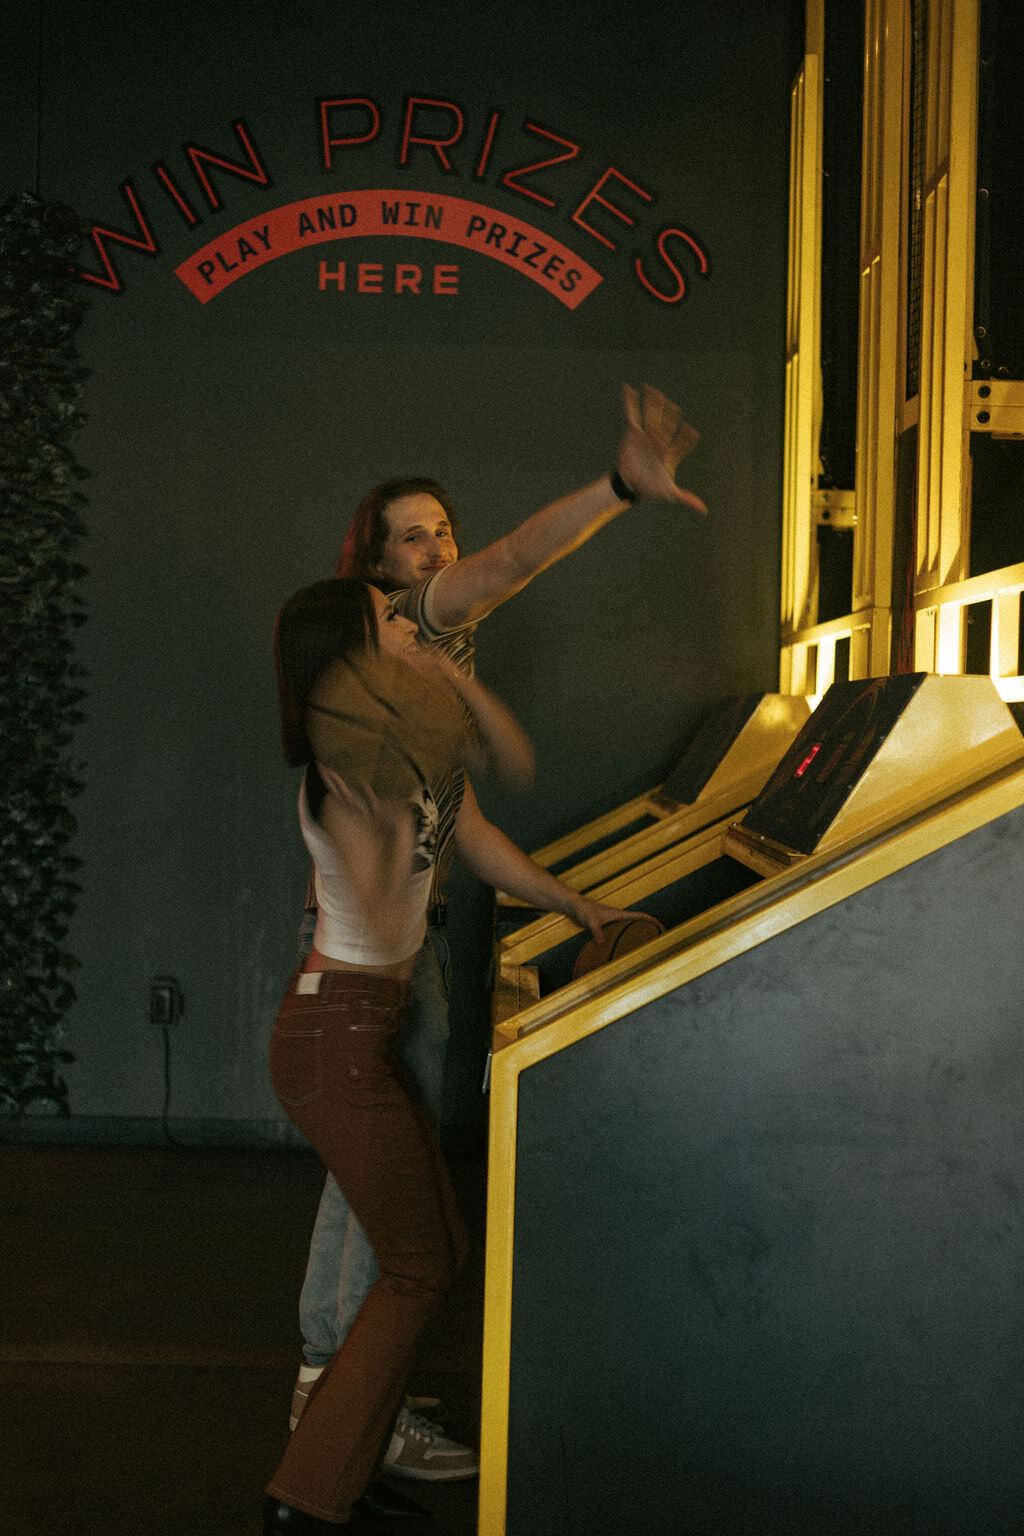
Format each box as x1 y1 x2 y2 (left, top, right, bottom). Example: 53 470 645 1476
369 585 420 660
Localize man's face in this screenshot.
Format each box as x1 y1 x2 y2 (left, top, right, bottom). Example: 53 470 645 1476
374 494 458 588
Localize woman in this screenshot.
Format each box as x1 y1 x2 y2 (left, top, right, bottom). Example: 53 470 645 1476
264 577 541 1532
266 577 630 1530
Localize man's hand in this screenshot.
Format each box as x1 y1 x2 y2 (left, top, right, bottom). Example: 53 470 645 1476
423 380 706 630
616 382 707 514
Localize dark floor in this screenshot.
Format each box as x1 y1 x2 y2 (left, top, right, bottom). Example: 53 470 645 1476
0 1142 484 1536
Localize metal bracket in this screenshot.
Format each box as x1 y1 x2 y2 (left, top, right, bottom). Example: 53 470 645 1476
812 488 856 529
967 379 1024 439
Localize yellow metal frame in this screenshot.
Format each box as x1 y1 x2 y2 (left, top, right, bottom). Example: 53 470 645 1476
781 44 824 662
913 0 978 601
492 812 736 1036
505 784 681 880
779 0 1019 704
908 0 1024 695
966 378 1024 440
781 0 904 698
478 753 1024 1534
495 695 810 902
908 2 1024 701
850 0 905 639
914 558 1024 699
497 790 739 909
780 607 890 706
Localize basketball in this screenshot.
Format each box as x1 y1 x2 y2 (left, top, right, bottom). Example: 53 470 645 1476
571 914 665 980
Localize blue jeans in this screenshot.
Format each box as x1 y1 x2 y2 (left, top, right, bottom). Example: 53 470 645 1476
298 929 452 1367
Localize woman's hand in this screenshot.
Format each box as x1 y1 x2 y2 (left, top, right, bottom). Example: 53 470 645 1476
406 647 536 793
564 894 646 945
616 382 707 514
400 640 459 686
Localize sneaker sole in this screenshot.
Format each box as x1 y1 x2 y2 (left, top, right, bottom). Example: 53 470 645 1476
382 1465 479 1483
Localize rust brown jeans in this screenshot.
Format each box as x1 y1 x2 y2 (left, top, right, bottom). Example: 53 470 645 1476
266 968 468 1524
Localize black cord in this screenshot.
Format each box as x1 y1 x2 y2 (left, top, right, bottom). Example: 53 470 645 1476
160 1025 184 1146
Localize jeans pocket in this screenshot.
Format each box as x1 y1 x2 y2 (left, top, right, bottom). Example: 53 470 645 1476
337 1048 399 1110
270 1027 324 1109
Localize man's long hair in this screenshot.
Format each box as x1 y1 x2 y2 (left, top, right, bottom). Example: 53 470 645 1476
335 477 458 583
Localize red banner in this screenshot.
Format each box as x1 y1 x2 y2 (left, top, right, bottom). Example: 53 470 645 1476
175 190 604 308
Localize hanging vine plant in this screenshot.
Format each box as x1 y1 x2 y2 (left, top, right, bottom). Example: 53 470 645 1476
0 191 90 1117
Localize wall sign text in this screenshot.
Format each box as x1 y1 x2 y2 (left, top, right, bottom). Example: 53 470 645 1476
79 98 711 310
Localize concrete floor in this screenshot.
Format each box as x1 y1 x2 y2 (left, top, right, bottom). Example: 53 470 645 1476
1 1142 484 1535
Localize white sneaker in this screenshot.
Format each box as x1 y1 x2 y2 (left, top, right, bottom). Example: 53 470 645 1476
382 1405 479 1482
290 1366 451 1440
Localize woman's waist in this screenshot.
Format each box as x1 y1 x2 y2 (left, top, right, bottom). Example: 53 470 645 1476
303 943 416 983
287 963 412 1010
309 891 426 975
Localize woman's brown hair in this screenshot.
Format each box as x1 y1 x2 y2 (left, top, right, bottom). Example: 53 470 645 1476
273 579 377 765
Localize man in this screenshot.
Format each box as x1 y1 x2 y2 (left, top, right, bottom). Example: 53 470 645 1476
290 383 705 1500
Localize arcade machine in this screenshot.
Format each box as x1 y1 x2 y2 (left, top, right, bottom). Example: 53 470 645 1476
479 673 1024 1536
492 692 810 1022
499 692 810 901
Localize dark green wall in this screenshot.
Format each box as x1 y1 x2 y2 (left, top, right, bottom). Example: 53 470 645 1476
2 0 802 1131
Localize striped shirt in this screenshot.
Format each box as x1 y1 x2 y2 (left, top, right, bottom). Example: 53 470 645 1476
390 573 478 903
391 573 477 677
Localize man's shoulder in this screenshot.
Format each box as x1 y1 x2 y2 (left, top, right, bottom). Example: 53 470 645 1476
392 573 478 643
389 577 476 674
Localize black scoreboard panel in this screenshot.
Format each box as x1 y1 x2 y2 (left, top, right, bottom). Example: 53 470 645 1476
740 673 925 853
730 673 1024 869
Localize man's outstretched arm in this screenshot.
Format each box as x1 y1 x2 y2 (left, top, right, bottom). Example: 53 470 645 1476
425 383 707 631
